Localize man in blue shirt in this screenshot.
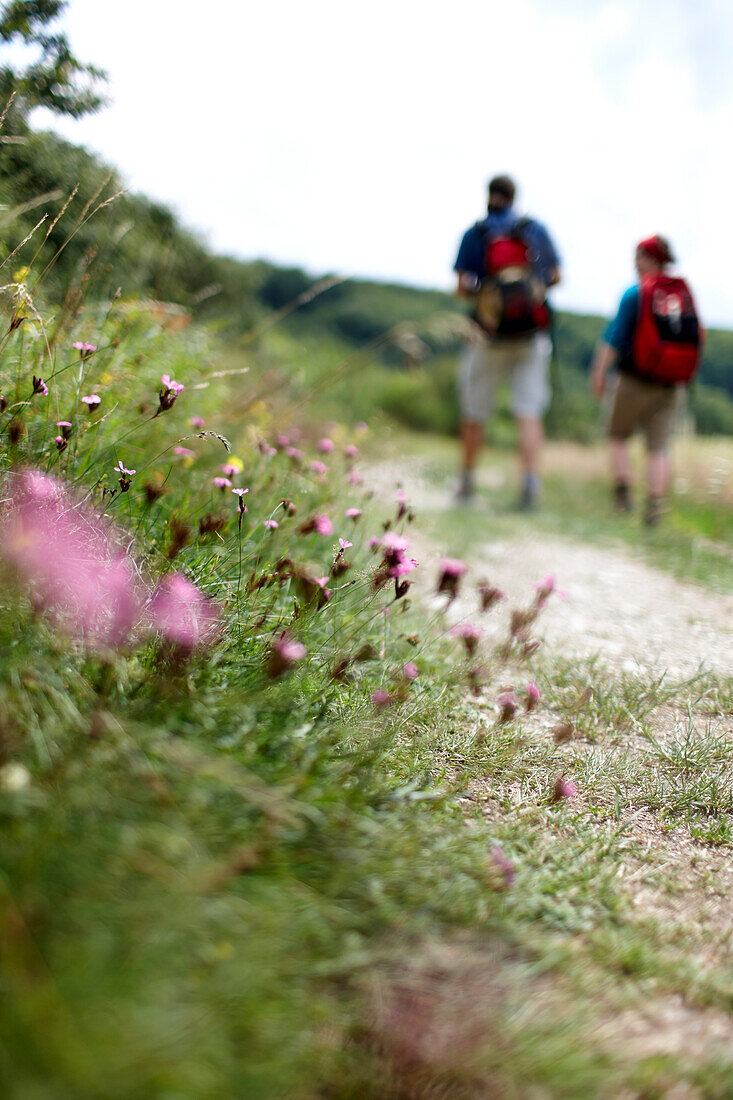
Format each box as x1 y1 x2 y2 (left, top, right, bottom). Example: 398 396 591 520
454 175 561 508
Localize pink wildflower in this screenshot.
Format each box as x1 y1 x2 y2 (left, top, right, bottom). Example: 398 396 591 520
156 374 184 416
148 572 219 650
402 662 418 680
114 460 136 492
525 681 541 711
232 487 249 516
450 621 483 656
189 416 205 428
56 420 73 440
371 688 393 710
338 537 352 550
437 557 467 600
497 690 519 723
345 508 362 521
32 376 48 397
314 514 334 536
267 632 307 677
310 460 329 476
344 444 358 459
0 469 142 647
81 394 101 409
489 846 516 888
172 446 195 458
220 463 239 478
317 437 334 453
213 476 232 490
54 435 66 451
347 469 362 486
477 580 505 612
286 446 304 465
552 775 579 803
275 433 291 448
534 574 568 606
264 519 279 531
72 341 97 359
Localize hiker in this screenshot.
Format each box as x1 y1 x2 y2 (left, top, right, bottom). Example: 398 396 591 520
590 235 702 527
453 174 562 508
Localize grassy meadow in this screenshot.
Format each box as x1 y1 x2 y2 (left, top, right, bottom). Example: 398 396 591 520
1 185 732 1098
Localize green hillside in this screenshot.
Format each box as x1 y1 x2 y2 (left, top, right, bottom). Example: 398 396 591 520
1 125 732 438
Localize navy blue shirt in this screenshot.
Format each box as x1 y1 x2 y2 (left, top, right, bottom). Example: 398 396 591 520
454 207 561 287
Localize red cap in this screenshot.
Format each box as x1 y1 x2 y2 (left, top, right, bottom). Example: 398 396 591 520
637 235 674 265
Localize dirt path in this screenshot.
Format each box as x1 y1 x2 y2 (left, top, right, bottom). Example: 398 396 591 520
373 458 733 680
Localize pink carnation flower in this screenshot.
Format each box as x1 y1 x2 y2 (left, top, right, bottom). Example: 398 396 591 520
317 437 334 453
81 394 101 409
0 469 141 648
172 446 195 458
344 444 358 458
525 681 541 711
264 519 279 530
73 341 97 359
314 514 333 536
338 537 352 550
402 662 418 680
267 632 306 677
189 416 205 428
371 688 393 709
345 507 362 521
450 621 483 655
310 460 329 476
148 572 219 649
213 477 232 490
552 775 579 803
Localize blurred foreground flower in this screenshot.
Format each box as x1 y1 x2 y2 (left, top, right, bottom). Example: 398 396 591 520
81 393 101 411
147 573 219 650
267 632 306 678
0 470 219 653
0 470 141 647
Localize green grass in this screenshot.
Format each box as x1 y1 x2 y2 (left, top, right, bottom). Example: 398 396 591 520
1 287 732 1098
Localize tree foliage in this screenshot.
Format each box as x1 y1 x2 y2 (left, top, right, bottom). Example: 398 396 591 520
0 0 107 128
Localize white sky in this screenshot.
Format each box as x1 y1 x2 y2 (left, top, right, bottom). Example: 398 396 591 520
30 0 733 326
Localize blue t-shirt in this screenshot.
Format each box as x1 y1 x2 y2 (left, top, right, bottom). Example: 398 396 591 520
453 207 561 286
603 285 639 358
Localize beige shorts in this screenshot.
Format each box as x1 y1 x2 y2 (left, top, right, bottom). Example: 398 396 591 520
458 332 552 423
608 373 680 453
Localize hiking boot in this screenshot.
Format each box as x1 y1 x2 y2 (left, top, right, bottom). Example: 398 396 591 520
517 474 540 512
644 495 664 528
517 482 539 512
614 480 633 513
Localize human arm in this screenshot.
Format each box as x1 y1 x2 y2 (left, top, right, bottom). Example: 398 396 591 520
590 341 618 398
455 271 479 298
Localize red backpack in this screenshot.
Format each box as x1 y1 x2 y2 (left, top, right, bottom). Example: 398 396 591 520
473 220 549 339
632 273 702 384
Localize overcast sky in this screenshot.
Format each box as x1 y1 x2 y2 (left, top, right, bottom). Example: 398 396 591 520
32 0 733 326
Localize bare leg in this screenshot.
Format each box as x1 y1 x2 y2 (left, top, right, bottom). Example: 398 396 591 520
609 437 632 483
460 420 483 471
517 416 543 476
647 449 669 497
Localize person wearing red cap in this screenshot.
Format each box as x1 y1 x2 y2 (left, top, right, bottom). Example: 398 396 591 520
590 235 702 526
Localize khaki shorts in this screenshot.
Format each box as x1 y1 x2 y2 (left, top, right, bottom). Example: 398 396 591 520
458 332 552 423
608 373 680 453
